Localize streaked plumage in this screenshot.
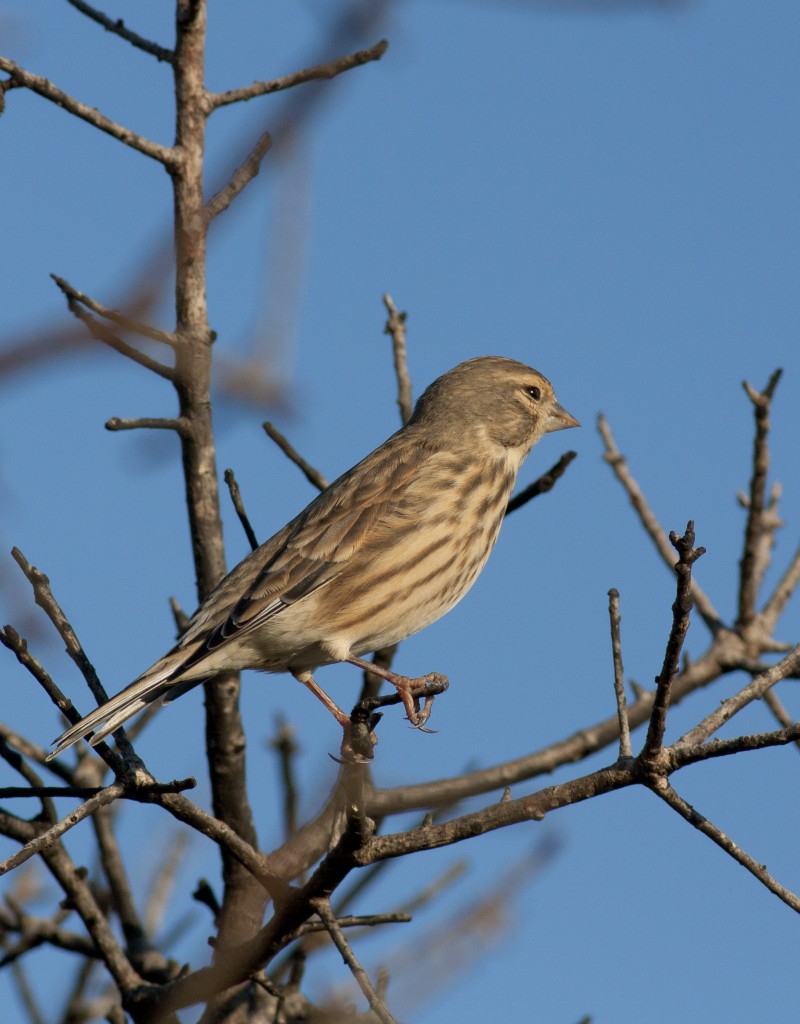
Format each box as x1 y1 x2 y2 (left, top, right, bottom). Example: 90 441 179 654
48 356 578 759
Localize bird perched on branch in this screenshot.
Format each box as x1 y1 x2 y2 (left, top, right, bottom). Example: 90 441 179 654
48 356 578 760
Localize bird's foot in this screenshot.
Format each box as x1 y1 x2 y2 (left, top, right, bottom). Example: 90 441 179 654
387 671 449 730
333 714 379 764
344 656 450 731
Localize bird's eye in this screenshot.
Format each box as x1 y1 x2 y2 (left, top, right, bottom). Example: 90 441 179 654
526 385 542 401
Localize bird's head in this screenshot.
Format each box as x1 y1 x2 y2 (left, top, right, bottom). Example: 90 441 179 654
409 355 579 456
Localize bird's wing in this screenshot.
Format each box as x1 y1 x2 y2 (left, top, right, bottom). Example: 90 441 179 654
177 429 431 662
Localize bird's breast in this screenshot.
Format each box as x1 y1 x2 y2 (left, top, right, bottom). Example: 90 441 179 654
320 452 518 656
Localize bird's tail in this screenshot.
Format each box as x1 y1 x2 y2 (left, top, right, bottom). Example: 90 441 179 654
46 659 197 761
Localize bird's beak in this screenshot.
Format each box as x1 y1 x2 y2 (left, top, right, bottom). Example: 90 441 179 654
545 403 580 433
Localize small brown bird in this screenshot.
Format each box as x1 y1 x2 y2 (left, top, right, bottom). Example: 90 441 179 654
48 356 578 759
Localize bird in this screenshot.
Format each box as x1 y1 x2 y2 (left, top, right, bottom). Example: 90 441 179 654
47 356 578 760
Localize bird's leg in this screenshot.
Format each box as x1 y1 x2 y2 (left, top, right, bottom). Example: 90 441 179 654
291 669 376 761
344 655 449 729
292 669 350 726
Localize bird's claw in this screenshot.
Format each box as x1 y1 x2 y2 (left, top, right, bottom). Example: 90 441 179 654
335 717 378 764
402 674 448 730
329 748 374 766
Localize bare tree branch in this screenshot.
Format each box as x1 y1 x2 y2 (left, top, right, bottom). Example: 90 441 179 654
65 0 175 63
737 370 782 627
506 450 577 515
677 644 800 747
207 40 389 111
0 56 175 164
263 421 329 491
597 413 722 632
204 131 273 221
641 524 704 761
312 898 399 1024
50 275 179 348
652 782 800 914
382 293 413 425
223 469 259 551
608 588 631 759
760 541 800 634
270 718 301 842
9 548 141 771
52 283 176 380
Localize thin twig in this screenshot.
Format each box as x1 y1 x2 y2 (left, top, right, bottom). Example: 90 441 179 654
760 542 800 634
270 718 300 843
207 40 389 110
0 57 174 164
65 0 174 63
295 913 411 937
0 726 63 778
506 451 577 515
671 722 800 768
0 785 124 876
224 469 260 551
144 832 189 938
205 131 273 221
652 782 800 913
263 422 329 491
0 626 75 719
597 414 722 632
0 739 56 827
737 481 783 616
10 549 141 770
8 958 47 1024
50 275 178 348
641 524 704 760
607 589 631 759
394 860 468 916
56 293 175 380
0 780 194 799
761 690 800 753
0 910 97 966
106 416 188 434
169 597 191 635
0 626 124 775
382 294 412 425
677 643 800 747
737 370 782 627
92 805 154 961
11 549 109 705
312 898 398 1024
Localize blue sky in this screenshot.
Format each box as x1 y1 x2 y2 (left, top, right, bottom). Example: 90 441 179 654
1 1 799 1021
